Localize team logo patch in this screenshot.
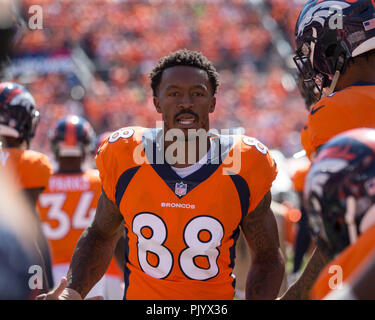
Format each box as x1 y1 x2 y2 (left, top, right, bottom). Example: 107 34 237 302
175 182 187 197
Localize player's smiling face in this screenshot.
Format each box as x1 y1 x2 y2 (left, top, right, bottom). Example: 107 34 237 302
153 66 216 133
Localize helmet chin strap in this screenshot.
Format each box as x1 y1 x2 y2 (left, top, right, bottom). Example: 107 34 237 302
325 70 341 97
324 55 345 97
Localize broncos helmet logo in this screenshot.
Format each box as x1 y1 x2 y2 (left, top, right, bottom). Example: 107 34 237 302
297 1 351 37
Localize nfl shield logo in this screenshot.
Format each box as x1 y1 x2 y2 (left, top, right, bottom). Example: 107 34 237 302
175 182 187 197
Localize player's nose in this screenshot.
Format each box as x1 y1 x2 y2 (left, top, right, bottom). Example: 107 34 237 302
177 93 194 109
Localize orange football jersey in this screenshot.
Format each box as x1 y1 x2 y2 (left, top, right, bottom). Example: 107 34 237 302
96 127 277 300
310 224 375 300
0 147 52 190
300 124 314 160
37 169 122 277
292 161 311 193
307 83 375 152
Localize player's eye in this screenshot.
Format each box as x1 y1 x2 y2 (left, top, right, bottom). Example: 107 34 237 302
168 92 180 97
192 92 204 97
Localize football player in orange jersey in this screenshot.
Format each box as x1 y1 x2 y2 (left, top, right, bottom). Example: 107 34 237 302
38 49 285 300
294 0 375 155
0 81 54 293
282 0 375 299
37 115 124 299
302 128 375 300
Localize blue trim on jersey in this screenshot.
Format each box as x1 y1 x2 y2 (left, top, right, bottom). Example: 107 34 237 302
229 226 240 290
115 166 141 208
142 128 234 199
227 174 250 292
326 81 375 98
123 224 130 300
229 174 250 219
351 81 375 87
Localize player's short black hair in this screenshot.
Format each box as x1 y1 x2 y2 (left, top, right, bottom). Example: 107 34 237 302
150 49 220 97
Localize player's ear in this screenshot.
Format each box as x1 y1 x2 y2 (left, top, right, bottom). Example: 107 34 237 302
153 96 162 114
209 97 216 113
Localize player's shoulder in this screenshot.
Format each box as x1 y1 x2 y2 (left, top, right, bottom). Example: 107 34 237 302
95 126 150 176
16 149 52 189
221 133 276 174
308 95 338 118
97 126 147 156
343 82 375 98
20 149 52 170
239 135 270 156
309 84 375 117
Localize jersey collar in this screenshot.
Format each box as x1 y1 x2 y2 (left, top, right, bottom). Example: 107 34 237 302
142 128 233 199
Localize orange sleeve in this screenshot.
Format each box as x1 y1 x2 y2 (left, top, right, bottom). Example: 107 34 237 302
300 124 314 160
249 152 277 213
240 138 278 213
95 127 142 204
20 151 53 189
95 137 117 204
292 163 310 192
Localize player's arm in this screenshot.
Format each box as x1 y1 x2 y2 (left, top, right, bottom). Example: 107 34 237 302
65 189 124 298
241 191 285 300
279 244 330 300
114 229 126 273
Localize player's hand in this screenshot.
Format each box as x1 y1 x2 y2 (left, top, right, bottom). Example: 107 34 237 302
36 277 104 300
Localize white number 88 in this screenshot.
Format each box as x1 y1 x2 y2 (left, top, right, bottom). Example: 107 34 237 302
132 213 224 281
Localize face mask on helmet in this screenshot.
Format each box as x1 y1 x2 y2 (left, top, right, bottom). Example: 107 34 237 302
304 128 375 258
295 64 321 110
50 115 95 158
294 40 338 100
0 82 39 146
294 0 375 100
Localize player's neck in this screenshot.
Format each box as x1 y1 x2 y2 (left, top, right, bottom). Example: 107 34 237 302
57 157 83 173
335 61 375 91
164 136 211 169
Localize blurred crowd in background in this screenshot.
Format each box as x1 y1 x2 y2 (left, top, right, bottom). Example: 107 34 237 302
8 0 307 160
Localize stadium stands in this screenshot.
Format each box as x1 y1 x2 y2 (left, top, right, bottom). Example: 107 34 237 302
10 0 307 159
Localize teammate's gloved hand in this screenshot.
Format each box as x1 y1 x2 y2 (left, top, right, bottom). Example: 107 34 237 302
36 277 103 300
